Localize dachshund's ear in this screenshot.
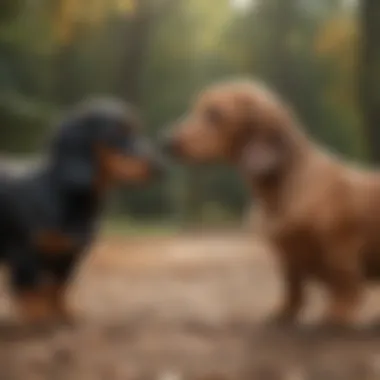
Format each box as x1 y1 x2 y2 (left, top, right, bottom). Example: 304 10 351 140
56 156 95 190
50 118 97 191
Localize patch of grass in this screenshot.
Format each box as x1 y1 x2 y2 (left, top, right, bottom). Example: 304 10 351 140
101 218 179 237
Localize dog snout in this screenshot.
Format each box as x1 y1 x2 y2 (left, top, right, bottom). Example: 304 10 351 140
150 152 168 179
138 139 168 179
160 133 183 158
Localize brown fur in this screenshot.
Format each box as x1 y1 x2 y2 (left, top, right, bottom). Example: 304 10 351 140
35 230 75 255
167 79 380 327
14 284 73 324
96 144 152 192
14 287 55 323
48 283 73 323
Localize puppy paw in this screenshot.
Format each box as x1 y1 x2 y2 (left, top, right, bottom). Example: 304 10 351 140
315 317 356 337
265 311 298 330
55 306 82 328
15 291 55 326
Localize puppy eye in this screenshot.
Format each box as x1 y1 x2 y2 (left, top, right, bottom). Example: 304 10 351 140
203 107 223 126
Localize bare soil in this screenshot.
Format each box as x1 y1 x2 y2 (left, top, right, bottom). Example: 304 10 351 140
1 232 380 380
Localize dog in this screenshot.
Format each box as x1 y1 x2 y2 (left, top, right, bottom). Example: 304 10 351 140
163 79 380 328
0 98 164 325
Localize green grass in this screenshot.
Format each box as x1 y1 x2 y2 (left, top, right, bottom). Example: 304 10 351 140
101 218 180 237
101 214 244 238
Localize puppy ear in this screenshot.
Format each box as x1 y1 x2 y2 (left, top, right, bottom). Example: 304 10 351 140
55 156 95 190
240 141 281 178
50 118 96 191
240 130 289 179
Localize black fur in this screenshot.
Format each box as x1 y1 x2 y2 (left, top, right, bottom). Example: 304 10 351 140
0 98 162 295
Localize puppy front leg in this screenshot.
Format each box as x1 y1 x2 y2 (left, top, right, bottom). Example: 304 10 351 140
322 239 363 328
10 252 54 325
269 259 305 326
49 255 79 325
323 284 361 329
45 283 72 323
13 288 53 324
322 270 362 328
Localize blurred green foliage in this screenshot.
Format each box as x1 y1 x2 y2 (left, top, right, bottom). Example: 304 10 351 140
0 93 57 153
0 0 369 224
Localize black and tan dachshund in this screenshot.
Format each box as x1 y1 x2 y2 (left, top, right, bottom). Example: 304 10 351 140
0 98 164 326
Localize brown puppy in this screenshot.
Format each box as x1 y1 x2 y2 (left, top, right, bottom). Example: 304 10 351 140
164 79 380 328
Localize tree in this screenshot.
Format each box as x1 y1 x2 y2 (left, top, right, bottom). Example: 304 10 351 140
50 0 86 104
116 0 153 105
117 0 176 105
360 0 380 163
262 0 299 100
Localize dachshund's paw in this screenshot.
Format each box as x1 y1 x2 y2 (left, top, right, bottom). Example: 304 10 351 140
16 301 56 328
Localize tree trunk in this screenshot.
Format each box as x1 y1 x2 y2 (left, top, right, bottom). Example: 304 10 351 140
263 0 298 103
53 42 78 105
360 0 380 163
117 0 153 106
51 0 82 105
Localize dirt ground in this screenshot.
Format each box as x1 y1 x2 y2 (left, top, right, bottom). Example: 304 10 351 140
1 232 380 380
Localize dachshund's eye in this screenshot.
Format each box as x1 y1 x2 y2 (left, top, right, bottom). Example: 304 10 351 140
203 107 223 126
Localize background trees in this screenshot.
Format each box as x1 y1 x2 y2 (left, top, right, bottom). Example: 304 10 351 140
360 0 380 163
0 0 376 225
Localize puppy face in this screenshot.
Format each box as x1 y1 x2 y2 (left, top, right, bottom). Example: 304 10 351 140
92 103 161 185
165 86 247 163
53 98 165 190
164 81 298 179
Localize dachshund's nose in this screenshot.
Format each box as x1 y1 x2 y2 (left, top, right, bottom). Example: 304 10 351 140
160 134 182 158
151 154 168 179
